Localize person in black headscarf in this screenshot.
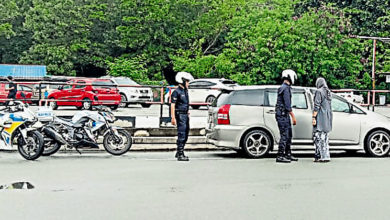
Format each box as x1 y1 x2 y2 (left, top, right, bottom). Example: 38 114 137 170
312 77 333 162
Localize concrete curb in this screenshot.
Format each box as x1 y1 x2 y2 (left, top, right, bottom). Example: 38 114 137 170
0 136 217 152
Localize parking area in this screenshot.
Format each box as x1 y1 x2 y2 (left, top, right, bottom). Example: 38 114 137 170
1 151 389 220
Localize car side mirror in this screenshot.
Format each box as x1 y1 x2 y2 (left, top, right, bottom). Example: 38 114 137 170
58 86 63 90
21 92 26 98
94 96 98 101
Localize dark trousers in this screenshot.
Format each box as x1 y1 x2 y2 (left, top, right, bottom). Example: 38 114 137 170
176 113 189 151
276 116 292 157
6 93 16 106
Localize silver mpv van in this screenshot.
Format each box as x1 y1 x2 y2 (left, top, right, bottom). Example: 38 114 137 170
206 86 390 158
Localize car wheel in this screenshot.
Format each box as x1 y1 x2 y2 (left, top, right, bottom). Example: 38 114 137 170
191 105 200 110
365 130 390 157
242 130 272 158
141 103 151 108
110 105 119 110
119 94 128 108
206 95 216 104
49 98 58 110
83 98 92 110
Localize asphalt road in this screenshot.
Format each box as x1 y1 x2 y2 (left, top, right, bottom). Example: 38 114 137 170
1 151 390 220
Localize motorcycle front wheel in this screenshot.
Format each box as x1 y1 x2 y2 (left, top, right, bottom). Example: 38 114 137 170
103 129 132 156
17 130 44 160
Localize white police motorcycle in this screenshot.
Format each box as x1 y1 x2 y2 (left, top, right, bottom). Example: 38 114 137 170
0 101 44 160
38 99 132 156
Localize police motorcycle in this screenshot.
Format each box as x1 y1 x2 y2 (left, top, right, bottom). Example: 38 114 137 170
39 97 132 156
0 100 44 160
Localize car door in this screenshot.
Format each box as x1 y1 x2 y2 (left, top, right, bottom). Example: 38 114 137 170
57 84 74 105
188 81 203 103
73 80 86 100
19 85 33 101
0 84 7 103
204 81 219 103
263 88 313 145
329 96 361 144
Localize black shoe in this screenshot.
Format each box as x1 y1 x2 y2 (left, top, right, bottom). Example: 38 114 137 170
175 151 179 158
177 154 189 161
286 155 298 162
276 156 291 163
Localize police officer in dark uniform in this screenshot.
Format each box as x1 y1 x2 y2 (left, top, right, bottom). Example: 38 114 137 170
171 72 194 161
275 69 298 163
6 76 17 106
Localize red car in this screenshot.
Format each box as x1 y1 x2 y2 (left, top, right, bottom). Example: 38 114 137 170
48 78 121 110
0 83 33 104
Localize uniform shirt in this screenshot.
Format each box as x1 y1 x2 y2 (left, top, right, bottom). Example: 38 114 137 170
8 81 17 97
275 82 292 115
171 86 189 112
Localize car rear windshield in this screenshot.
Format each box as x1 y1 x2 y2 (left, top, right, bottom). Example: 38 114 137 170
230 90 263 106
212 92 233 107
212 89 264 107
92 80 116 88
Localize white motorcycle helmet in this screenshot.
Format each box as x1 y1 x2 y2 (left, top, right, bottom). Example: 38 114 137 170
175 72 194 84
281 69 297 85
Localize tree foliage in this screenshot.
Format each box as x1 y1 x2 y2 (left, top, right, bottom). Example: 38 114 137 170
0 0 388 88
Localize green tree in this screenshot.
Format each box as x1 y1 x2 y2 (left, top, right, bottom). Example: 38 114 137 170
173 0 367 88
0 0 34 64
116 0 243 83
0 1 18 38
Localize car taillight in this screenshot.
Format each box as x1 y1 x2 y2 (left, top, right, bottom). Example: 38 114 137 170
217 104 231 125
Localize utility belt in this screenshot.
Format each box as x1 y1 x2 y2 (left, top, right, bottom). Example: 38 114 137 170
275 105 288 117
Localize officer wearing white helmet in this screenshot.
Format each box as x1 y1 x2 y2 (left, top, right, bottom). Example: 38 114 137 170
275 69 298 163
171 72 194 161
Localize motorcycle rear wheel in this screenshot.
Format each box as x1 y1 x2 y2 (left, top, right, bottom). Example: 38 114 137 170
42 138 61 156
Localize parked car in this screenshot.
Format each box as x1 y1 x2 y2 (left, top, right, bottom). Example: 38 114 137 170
102 76 153 108
206 85 390 158
0 83 33 104
337 92 364 104
165 78 239 109
48 78 121 110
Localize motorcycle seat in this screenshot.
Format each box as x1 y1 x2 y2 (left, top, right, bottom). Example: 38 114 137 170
72 123 83 128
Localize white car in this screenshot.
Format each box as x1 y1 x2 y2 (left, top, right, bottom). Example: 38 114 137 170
103 77 153 108
335 91 364 104
207 85 390 158
165 78 239 109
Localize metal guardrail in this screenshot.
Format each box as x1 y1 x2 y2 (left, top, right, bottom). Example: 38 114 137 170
0 80 220 128
332 89 390 111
